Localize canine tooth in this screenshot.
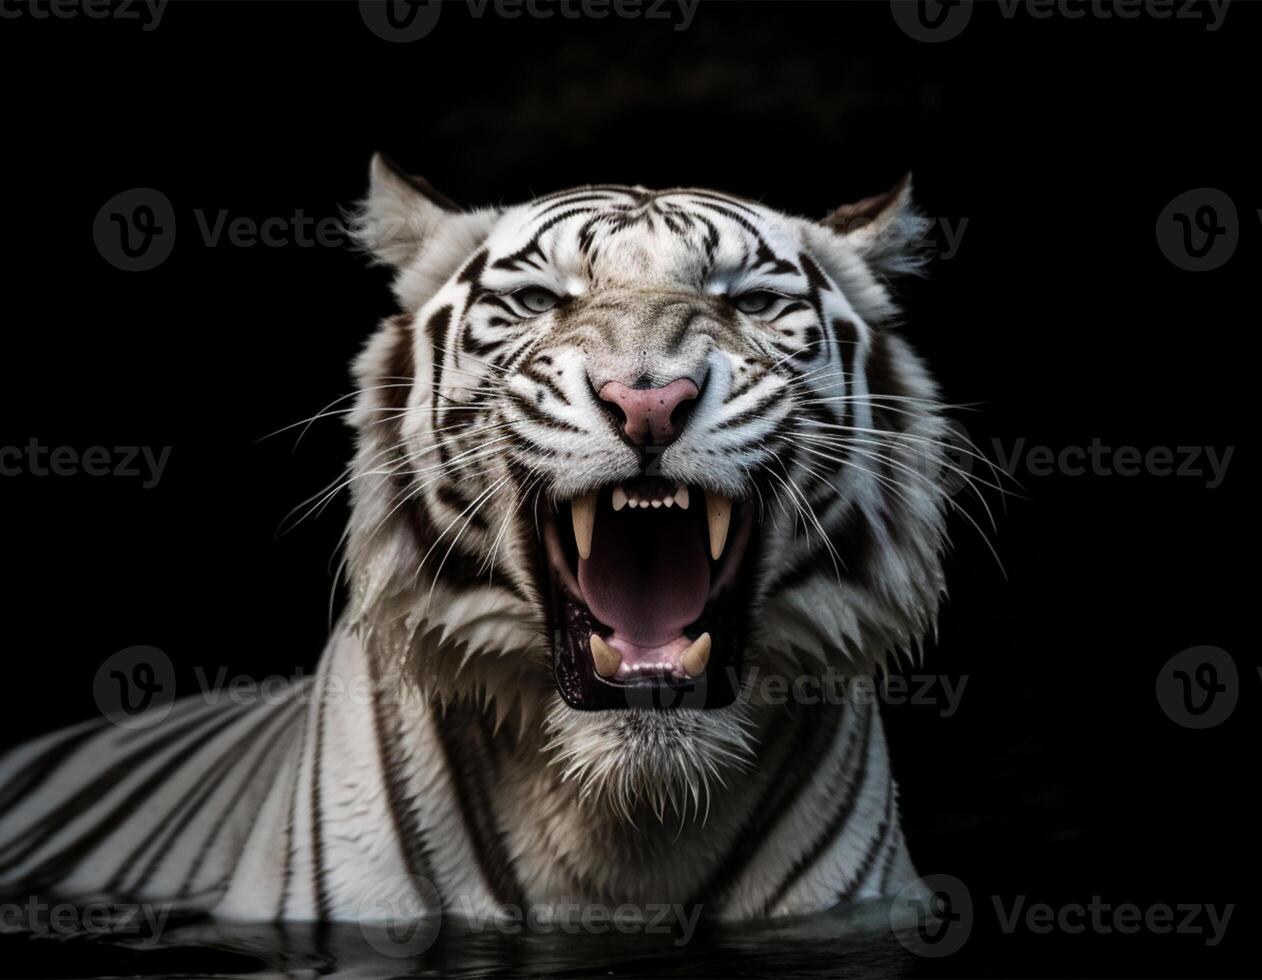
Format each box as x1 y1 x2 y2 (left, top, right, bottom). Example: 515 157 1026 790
612 486 627 512
674 486 690 509
590 634 621 679
704 491 732 561
682 633 711 677
571 492 596 560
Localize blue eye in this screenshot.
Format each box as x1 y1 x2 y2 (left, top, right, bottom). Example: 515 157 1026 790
514 287 561 315
732 291 779 315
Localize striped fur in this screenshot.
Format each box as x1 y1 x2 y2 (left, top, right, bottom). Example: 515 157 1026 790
0 157 951 921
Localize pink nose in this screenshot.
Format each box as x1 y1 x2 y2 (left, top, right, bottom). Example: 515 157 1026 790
598 378 699 446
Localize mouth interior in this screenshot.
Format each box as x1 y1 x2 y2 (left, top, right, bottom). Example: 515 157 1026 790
579 504 708 674
540 478 756 710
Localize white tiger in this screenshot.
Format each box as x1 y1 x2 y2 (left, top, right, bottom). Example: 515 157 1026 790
0 155 951 923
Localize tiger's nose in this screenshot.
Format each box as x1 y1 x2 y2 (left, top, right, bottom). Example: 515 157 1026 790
598 378 700 447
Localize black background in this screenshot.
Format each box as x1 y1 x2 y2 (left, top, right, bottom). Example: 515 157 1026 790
0 1 1256 977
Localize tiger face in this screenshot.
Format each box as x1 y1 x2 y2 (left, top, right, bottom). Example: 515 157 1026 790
347 156 948 817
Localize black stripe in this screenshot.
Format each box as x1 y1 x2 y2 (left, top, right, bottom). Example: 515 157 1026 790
458 248 489 286
276 699 310 920
520 364 570 406
714 388 784 431
840 775 897 900
754 240 801 277
111 697 298 896
0 722 107 821
877 828 904 895
693 705 841 907
763 701 875 912
770 301 810 322
426 306 452 399
424 307 454 462
376 314 415 454
528 184 647 205
688 199 773 247
799 252 834 293
464 336 508 359
673 189 760 215
403 495 532 603
2 707 252 890
364 643 437 898
309 658 332 919
506 392 582 433
430 707 525 909
181 693 308 896
0 701 240 869
532 192 622 217
436 482 491 531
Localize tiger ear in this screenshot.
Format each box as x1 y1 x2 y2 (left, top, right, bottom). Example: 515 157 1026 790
351 152 461 269
821 173 929 277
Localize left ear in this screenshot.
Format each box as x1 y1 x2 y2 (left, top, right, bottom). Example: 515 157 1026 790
351 152 461 270
821 174 929 276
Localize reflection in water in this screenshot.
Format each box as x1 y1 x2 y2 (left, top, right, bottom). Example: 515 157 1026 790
1 898 929 978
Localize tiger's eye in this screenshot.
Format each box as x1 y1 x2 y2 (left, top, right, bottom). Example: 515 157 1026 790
515 287 560 314
732 291 778 315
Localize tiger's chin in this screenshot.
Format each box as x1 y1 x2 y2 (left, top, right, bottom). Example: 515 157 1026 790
534 478 762 713
542 691 758 822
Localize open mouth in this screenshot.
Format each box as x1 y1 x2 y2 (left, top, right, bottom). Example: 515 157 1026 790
539 478 759 710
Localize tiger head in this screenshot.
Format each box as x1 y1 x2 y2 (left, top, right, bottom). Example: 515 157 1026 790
346 155 949 819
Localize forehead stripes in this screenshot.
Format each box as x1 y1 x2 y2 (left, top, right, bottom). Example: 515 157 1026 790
478 186 803 288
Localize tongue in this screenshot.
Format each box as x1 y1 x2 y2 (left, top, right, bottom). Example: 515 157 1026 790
578 505 709 665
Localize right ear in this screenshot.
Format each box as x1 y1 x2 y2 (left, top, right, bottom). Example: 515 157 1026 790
350 152 460 269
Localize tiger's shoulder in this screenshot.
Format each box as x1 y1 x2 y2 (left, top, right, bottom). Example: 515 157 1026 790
0 668 309 910
0 629 500 921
